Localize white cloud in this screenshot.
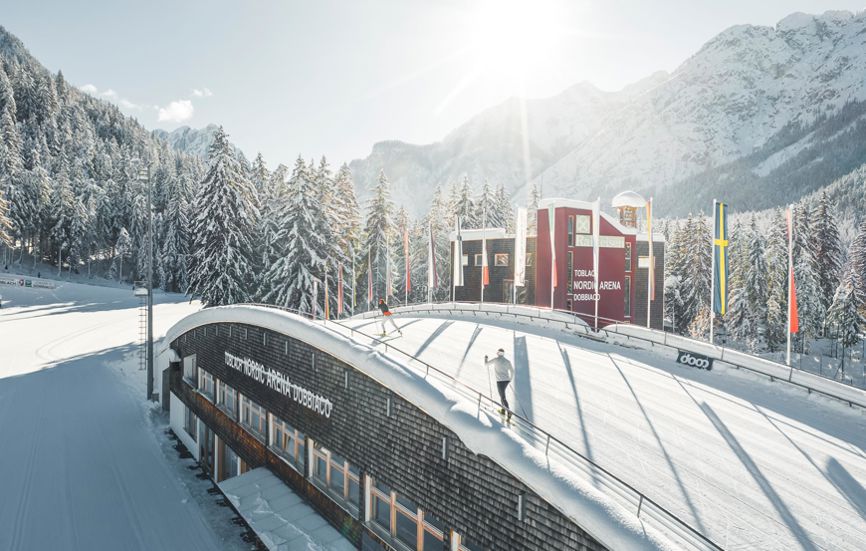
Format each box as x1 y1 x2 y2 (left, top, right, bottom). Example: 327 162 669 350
79 83 144 109
191 87 213 97
80 83 98 95
119 98 142 110
157 99 195 123
100 88 117 99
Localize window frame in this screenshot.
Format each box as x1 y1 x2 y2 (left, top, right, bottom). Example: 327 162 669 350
182 354 197 385
240 395 266 439
270 415 305 473
368 477 443 550
624 275 631 319
624 242 632 273
494 253 509 267
310 441 360 517
567 215 575 247
217 380 237 419
198 369 215 402
473 253 483 266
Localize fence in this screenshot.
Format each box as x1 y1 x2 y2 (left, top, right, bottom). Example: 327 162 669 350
236 303 723 551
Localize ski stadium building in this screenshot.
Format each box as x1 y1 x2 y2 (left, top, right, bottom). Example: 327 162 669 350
163 304 866 551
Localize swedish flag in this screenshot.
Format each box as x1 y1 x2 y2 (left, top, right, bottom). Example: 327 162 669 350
713 201 729 316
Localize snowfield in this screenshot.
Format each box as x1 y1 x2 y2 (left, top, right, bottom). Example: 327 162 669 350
341 313 866 551
0 279 247 550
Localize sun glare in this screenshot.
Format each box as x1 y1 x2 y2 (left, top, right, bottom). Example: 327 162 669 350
467 0 565 86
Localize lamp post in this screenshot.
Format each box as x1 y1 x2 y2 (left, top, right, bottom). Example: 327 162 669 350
138 165 155 402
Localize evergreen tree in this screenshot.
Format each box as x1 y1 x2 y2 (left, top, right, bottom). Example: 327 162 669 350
792 205 822 345
726 220 750 341
0 187 12 247
256 162 289 300
187 127 259 306
362 169 396 304
827 270 866 377
810 192 843 318
474 180 495 227
493 184 513 231
451 176 476 228
114 227 132 282
744 216 769 351
422 185 450 301
260 156 330 313
764 209 788 351
846 219 866 310
160 176 190 293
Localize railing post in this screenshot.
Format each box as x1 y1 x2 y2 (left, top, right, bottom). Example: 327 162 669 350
636 494 644 518
544 434 551 457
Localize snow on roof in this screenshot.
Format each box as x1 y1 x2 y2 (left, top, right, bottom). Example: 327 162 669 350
220 467 355 551
538 198 636 235
449 228 509 241
163 305 678 551
611 191 648 209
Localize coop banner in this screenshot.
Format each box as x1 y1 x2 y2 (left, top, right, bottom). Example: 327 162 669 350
676 350 713 370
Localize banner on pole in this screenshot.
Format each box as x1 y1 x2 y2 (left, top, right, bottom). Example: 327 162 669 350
427 222 438 291
548 206 557 288
712 201 729 316
647 198 655 301
324 268 330 320
367 253 373 305
337 264 344 316
787 208 799 334
453 217 464 287
403 226 411 294
514 208 527 287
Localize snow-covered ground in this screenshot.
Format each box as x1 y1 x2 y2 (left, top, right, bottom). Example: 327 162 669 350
0 279 252 550
342 314 866 551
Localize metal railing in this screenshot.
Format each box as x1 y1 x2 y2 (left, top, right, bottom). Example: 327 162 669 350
233 302 723 551
359 301 866 411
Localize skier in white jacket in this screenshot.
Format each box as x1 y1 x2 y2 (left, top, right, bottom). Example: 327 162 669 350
485 348 514 418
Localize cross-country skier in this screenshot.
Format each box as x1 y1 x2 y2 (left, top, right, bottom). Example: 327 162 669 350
377 298 402 336
485 348 514 420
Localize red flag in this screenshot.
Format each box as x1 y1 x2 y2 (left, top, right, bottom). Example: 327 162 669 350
787 209 799 334
403 225 411 294
337 264 344 316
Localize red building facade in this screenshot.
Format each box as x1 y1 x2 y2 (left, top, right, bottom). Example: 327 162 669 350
535 199 662 328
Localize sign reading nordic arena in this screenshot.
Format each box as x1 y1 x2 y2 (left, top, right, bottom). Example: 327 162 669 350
224 352 333 418
676 350 713 370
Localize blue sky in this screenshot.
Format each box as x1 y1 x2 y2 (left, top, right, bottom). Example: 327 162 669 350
2 0 864 166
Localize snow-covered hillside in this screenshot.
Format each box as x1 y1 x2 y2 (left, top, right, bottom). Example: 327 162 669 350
351 10 866 218
153 124 246 161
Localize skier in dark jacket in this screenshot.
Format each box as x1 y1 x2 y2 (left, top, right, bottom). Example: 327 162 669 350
377 298 401 336
485 348 514 419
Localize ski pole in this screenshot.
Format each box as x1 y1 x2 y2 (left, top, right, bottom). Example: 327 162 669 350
484 355 493 401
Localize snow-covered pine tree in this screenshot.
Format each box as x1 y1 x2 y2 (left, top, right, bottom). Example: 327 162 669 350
422 185 450 301
527 181 540 235
475 180 496 228
260 156 329 313
160 174 190 293
726 220 750 342
255 162 289 301
664 219 691 333
313 156 344 316
394 206 411 304
846 219 866 310
684 214 712 339
744 215 769 351
0 187 12 247
451 176 476 229
764 209 788 351
330 164 361 313
250 153 270 198
810 192 843 319
493 184 513 232
827 269 866 377
362 169 396 305
114 227 132 282
187 127 259 306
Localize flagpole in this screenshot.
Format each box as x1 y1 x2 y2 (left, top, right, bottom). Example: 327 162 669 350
548 205 555 310
351 257 356 314
481 205 487 304
710 199 717 345
646 197 653 329
592 198 600 330
786 206 793 367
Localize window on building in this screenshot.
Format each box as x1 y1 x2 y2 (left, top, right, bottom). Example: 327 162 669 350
184 406 197 443
473 253 483 266
567 215 575 246
624 242 632 272
525 252 533 267
575 214 591 234
271 416 305 472
368 477 444 550
624 276 631 318
198 369 215 401
461 254 469 266
217 380 237 418
494 253 509 267
311 441 360 516
451 533 481 551
182 354 197 384
240 395 266 438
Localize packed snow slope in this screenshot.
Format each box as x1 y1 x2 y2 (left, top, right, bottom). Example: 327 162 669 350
343 315 866 550
0 279 223 550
